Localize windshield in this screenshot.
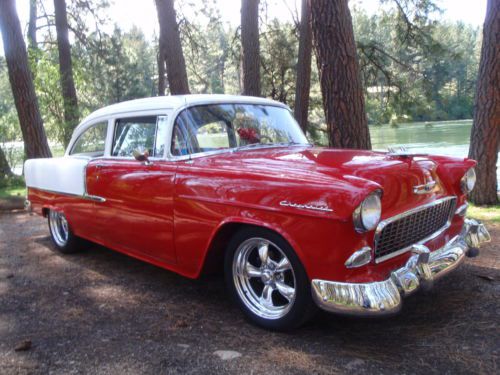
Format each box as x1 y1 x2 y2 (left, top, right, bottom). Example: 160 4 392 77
171 103 308 156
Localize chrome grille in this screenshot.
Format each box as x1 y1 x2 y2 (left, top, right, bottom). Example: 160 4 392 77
374 197 457 262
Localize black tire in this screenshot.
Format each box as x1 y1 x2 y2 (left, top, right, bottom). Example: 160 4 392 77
224 226 316 331
48 209 83 254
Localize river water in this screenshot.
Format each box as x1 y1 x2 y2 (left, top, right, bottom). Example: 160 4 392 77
7 119 499 188
369 120 500 189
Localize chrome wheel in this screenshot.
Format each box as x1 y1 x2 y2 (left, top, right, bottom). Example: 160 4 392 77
49 210 69 247
233 237 297 320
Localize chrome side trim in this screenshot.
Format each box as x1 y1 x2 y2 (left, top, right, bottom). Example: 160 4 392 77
279 200 333 213
83 194 106 203
312 218 490 316
82 163 106 202
28 187 106 203
374 196 457 263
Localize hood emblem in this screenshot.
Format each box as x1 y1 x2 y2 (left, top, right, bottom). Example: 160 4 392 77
280 200 333 213
413 174 437 195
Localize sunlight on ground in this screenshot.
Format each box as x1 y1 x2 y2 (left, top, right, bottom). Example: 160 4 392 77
469 204 500 223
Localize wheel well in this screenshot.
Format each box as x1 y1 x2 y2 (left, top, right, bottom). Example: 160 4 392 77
201 222 288 276
200 223 244 276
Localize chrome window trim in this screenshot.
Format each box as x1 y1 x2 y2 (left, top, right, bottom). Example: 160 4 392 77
373 196 457 263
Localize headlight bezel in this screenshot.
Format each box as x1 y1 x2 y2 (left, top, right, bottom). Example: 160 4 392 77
353 191 382 233
460 167 476 194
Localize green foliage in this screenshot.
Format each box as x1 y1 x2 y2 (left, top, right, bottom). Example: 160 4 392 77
0 174 25 189
0 0 484 155
260 19 298 105
353 7 480 126
0 174 25 199
180 0 240 94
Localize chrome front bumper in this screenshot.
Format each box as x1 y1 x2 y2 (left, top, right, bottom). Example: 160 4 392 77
311 218 491 316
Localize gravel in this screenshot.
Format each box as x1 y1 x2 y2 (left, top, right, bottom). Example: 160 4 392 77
0 211 498 374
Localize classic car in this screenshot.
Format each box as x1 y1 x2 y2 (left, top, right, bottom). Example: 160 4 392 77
24 94 491 330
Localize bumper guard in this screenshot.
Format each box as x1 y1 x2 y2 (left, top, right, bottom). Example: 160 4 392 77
311 218 491 316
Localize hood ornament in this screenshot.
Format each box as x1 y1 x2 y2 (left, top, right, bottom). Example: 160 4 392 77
413 181 437 195
387 146 413 157
413 169 438 195
387 146 429 161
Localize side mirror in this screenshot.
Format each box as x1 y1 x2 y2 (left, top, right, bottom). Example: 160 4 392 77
133 149 151 164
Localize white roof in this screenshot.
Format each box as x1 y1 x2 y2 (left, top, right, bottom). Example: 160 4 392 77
77 94 288 130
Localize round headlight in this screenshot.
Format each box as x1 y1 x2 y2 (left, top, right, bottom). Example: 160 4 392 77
353 192 382 232
461 168 476 194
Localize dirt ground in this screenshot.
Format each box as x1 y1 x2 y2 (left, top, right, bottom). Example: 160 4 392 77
0 211 498 375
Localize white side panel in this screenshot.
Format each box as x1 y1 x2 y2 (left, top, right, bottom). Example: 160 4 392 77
24 157 89 196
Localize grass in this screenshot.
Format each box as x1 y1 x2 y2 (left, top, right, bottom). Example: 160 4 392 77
0 186 26 199
468 203 500 223
0 176 26 200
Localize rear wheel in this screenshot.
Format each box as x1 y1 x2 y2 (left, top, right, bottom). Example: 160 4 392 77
48 210 82 254
225 227 316 330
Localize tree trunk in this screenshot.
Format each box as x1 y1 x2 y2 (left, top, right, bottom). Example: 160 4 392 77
54 0 79 147
294 0 312 133
0 0 52 159
468 0 499 205
241 0 261 96
310 0 371 149
155 0 190 95
157 47 166 95
0 146 13 178
28 0 37 50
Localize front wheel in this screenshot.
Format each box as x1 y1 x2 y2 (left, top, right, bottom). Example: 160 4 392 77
224 227 316 330
48 210 83 254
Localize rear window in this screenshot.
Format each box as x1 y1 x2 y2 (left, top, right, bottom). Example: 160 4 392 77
70 122 108 156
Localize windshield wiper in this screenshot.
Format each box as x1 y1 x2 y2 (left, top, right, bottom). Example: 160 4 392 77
234 143 277 152
234 141 312 152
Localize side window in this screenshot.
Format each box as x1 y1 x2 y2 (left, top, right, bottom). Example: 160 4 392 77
112 116 167 157
70 122 108 156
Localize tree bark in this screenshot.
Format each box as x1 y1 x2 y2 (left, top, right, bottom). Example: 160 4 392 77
28 0 37 50
241 0 261 96
0 146 13 178
54 0 79 147
468 0 499 205
0 0 52 159
310 0 371 149
157 47 166 95
294 0 312 133
155 0 190 95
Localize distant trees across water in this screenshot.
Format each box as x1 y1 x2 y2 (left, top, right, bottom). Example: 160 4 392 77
0 0 497 204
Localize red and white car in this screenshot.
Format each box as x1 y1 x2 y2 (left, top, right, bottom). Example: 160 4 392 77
24 95 491 330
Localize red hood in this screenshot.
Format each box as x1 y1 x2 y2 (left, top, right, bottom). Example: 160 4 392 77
202 146 465 218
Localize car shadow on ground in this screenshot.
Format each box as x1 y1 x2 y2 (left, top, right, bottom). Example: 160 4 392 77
1 212 498 374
